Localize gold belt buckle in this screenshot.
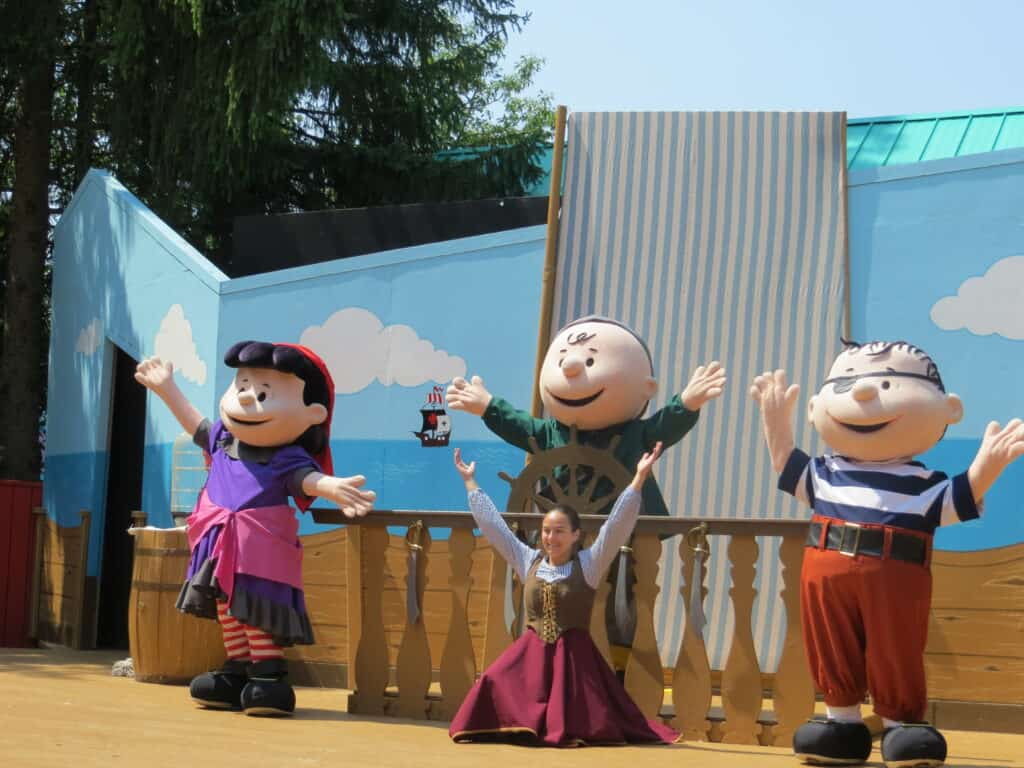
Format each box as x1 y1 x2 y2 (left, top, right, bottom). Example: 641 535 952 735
838 523 862 557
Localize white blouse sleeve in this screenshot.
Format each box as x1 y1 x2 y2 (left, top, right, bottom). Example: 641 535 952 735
468 488 537 581
579 486 642 588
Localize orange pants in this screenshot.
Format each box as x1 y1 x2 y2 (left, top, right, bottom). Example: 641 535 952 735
800 543 932 722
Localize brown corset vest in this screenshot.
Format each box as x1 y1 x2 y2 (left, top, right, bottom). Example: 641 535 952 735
524 555 595 643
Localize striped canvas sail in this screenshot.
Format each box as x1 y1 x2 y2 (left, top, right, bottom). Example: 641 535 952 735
551 111 848 670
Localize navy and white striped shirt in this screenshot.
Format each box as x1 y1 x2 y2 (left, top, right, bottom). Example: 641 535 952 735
779 449 980 534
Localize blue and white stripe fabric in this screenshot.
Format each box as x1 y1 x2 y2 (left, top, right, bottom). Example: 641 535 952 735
779 449 980 533
468 486 642 588
550 111 848 671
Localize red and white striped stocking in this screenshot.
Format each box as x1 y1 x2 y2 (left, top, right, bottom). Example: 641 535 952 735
216 601 250 661
245 625 284 662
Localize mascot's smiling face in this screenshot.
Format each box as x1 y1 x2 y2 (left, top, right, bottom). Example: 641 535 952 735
539 319 657 430
219 366 327 448
809 341 963 462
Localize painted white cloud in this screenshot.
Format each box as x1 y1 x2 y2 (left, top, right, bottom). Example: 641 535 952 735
300 307 467 395
154 304 207 385
75 318 102 356
930 256 1024 340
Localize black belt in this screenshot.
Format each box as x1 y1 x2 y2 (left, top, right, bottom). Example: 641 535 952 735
806 521 928 565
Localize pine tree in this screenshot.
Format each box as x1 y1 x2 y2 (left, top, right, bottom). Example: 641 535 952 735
0 0 551 479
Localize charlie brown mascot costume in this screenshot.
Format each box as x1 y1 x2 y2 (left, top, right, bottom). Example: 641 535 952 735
136 341 376 715
751 340 1024 767
447 315 726 664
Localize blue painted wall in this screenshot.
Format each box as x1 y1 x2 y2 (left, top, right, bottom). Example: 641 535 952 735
48 171 225 575
216 228 545 534
51 147 1024 586
48 170 545 575
848 148 1024 550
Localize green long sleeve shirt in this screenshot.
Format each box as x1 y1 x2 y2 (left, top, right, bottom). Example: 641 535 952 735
482 394 700 517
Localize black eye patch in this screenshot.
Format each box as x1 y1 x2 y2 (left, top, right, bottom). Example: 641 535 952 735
823 371 938 393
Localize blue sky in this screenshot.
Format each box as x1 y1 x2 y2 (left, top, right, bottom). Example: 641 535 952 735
506 0 1023 118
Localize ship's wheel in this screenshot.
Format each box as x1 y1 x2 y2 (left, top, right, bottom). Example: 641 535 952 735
497 425 634 516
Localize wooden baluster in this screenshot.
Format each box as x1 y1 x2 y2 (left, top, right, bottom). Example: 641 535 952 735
348 524 391 716
624 533 665 719
396 525 432 719
588 531 613 666
28 507 45 640
772 535 815 745
439 528 476 720
345 526 362 690
482 542 513 668
721 534 762 744
74 510 91 649
510 569 526 639
672 537 712 740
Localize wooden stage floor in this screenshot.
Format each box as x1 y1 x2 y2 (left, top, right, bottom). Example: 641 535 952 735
1 647 1020 768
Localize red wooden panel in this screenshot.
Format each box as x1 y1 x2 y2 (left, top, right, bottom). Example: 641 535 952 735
0 482 14 643
0 480 42 647
4 484 32 646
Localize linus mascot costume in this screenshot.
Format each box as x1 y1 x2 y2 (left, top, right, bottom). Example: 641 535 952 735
751 340 1024 767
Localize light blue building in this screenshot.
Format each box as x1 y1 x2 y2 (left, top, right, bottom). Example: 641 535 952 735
46 107 1024 650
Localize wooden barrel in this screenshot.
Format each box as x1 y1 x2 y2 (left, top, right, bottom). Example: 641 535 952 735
128 528 225 683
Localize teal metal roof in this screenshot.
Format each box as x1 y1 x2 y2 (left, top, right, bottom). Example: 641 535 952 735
519 108 1024 194
847 107 1024 169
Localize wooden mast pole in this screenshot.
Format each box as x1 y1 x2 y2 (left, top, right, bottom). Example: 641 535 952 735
529 105 568 418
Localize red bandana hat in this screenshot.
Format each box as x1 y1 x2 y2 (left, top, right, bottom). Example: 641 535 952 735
277 343 335 480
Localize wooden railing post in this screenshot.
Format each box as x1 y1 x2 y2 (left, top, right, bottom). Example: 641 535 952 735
771 535 815 745
27 507 46 641
73 510 91 650
672 536 712 740
720 534 762 744
623 533 665 719
439 528 476 719
587 532 614 665
345 525 363 689
348 524 390 716
395 524 432 719
482 544 512 668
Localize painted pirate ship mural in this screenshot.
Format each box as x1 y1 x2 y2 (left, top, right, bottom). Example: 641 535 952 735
413 385 451 447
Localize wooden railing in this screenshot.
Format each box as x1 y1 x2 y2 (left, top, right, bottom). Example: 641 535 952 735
29 508 91 649
312 508 814 744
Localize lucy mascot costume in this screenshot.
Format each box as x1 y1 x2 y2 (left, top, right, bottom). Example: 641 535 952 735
751 340 1024 767
135 341 376 715
446 315 726 666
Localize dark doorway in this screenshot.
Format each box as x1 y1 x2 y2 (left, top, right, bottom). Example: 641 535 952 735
96 346 145 648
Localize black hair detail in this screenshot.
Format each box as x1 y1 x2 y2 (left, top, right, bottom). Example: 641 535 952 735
547 504 581 531
223 340 330 454
559 315 653 373
839 337 945 393
567 331 598 346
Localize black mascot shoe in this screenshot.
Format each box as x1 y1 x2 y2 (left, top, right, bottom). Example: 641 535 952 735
241 658 296 716
793 719 873 765
189 659 251 710
881 723 947 768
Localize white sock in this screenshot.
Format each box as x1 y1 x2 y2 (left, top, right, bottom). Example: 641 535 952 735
826 704 863 723
883 718 901 729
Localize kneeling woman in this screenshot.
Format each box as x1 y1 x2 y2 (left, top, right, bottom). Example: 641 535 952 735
449 443 678 747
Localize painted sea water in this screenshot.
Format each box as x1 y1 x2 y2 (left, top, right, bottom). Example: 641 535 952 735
145 435 1024 548
308 439 528 539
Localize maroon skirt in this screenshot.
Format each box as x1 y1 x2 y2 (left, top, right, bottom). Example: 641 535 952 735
449 627 678 747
